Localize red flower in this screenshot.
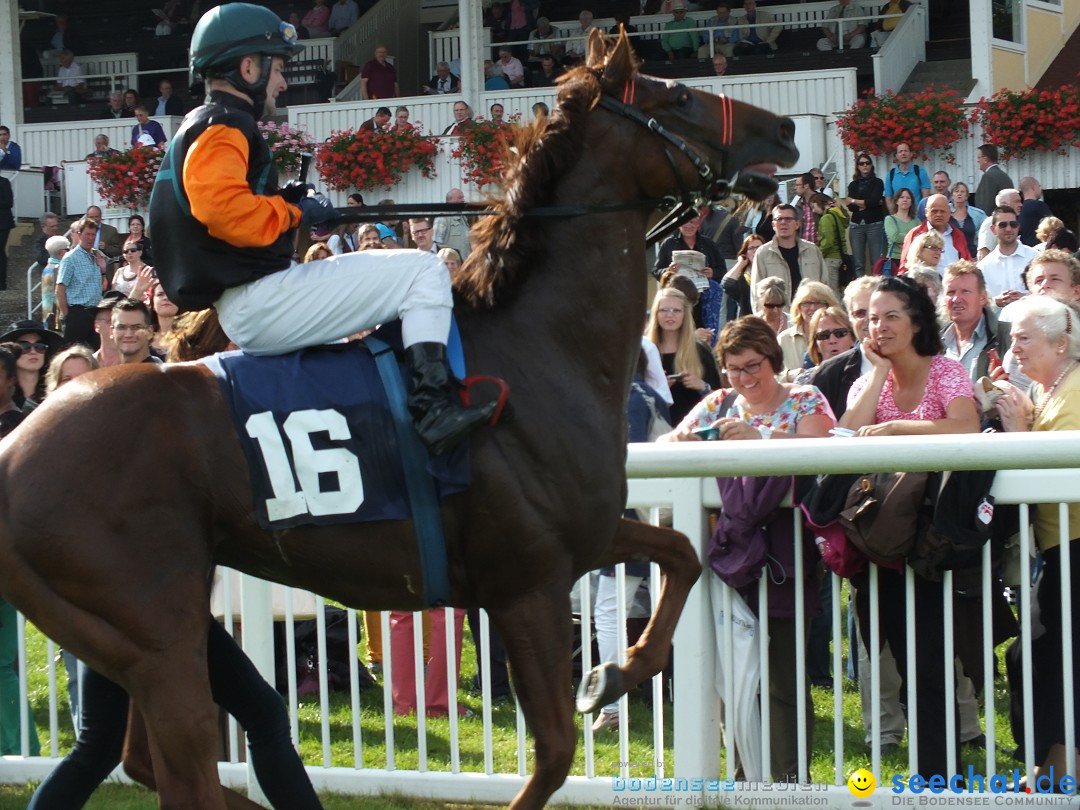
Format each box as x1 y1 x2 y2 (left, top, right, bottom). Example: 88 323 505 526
836 86 968 162
315 125 440 192
973 83 1080 160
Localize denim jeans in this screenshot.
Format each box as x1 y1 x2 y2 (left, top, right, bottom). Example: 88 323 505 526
848 221 885 276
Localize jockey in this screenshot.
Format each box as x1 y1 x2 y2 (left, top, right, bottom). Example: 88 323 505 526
150 2 494 454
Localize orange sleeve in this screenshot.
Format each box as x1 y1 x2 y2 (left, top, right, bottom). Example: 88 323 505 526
183 124 302 247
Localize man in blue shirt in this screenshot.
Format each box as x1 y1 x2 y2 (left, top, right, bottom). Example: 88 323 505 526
883 141 930 213
56 217 107 347
0 127 22 170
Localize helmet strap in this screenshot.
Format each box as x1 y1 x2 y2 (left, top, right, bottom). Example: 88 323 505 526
220 54 273 116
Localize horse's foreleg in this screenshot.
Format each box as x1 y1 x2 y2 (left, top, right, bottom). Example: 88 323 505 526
123 705 264 810
577 518 700 713
489 587 576 810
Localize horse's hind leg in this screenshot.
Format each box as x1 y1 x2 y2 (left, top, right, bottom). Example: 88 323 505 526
123 705 264 810
125 646 226 809
490 586 576 810
577 518 701 713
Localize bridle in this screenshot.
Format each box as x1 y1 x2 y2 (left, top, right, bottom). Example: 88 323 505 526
596 78 736 245
331 78 735 248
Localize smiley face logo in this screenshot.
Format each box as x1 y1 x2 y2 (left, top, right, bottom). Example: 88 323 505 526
848 767 876 798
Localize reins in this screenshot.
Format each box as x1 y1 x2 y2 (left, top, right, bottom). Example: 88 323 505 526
328 78 735 249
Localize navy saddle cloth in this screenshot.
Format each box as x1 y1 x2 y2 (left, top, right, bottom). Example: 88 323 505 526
203 330 469 532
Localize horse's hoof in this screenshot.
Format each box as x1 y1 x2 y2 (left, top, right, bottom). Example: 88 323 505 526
576 661 624 714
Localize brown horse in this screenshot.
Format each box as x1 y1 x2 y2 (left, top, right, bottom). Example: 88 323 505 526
0 31 797 809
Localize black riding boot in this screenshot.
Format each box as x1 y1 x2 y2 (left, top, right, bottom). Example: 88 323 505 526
405 342 496 455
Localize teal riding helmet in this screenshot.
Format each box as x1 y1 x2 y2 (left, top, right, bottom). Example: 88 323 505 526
189 3 304 109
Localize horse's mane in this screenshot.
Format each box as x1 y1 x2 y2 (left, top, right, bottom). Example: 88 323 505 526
453 64 605 309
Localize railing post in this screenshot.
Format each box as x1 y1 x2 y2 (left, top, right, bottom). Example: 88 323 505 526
671 478 719 793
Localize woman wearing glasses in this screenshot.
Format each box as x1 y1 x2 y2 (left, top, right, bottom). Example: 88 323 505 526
111 240 154 299
0 320 63 412
645 287 721 425
845 152 885 276
663 316 835 780
903 230 945 276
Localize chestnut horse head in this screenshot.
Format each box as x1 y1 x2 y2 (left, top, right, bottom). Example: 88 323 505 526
0 33 798 809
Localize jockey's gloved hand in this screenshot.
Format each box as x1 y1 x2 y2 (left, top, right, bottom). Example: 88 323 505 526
278 180 316 204
297 193 339 228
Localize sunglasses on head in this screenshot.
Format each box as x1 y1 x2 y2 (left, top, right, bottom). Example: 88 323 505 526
815 328 850 341
17 341 48 353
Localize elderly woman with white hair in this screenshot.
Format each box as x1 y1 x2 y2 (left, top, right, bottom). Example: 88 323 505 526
41 234 70 328
997 293 1080 791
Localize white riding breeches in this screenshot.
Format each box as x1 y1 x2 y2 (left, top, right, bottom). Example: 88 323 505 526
215 249 452 356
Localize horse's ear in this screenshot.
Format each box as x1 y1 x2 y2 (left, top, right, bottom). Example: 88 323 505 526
585 28 607 69
602 28 636 88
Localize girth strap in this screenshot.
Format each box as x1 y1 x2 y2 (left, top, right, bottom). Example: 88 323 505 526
366 336 451 607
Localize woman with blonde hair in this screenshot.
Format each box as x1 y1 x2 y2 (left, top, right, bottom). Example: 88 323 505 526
437 247 462 274
1035 216 1065 252
645 287 721 424
303 242 331 263
755 276 789 334
777 280 839 377
904 229 945 275
43 345 99 397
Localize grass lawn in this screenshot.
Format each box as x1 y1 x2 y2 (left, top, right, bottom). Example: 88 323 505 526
3 589 1024 806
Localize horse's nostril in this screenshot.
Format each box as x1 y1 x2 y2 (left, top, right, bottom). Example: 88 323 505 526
778 120 795 144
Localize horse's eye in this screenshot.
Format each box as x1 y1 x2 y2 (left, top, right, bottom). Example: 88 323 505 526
676 91 692 108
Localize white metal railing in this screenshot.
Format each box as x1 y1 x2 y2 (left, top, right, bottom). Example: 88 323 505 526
25 261 42 320
872 3 927 94
3 433 1080 806
18 117 181 177
38 52 138 96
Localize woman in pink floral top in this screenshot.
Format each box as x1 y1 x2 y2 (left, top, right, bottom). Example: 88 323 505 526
664 315 833 781
839 275 978 783
670 317 835 441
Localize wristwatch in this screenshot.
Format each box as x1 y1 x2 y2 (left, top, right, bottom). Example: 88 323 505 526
758 426 773 440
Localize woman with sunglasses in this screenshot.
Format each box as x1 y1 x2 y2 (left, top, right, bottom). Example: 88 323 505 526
755 276 789 334
0 320 63 411
111 239 154 299
903 229 945 276
846 152 885 276
793 306 856 384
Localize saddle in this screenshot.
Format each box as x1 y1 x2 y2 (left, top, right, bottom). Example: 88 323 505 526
202 323 509 604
